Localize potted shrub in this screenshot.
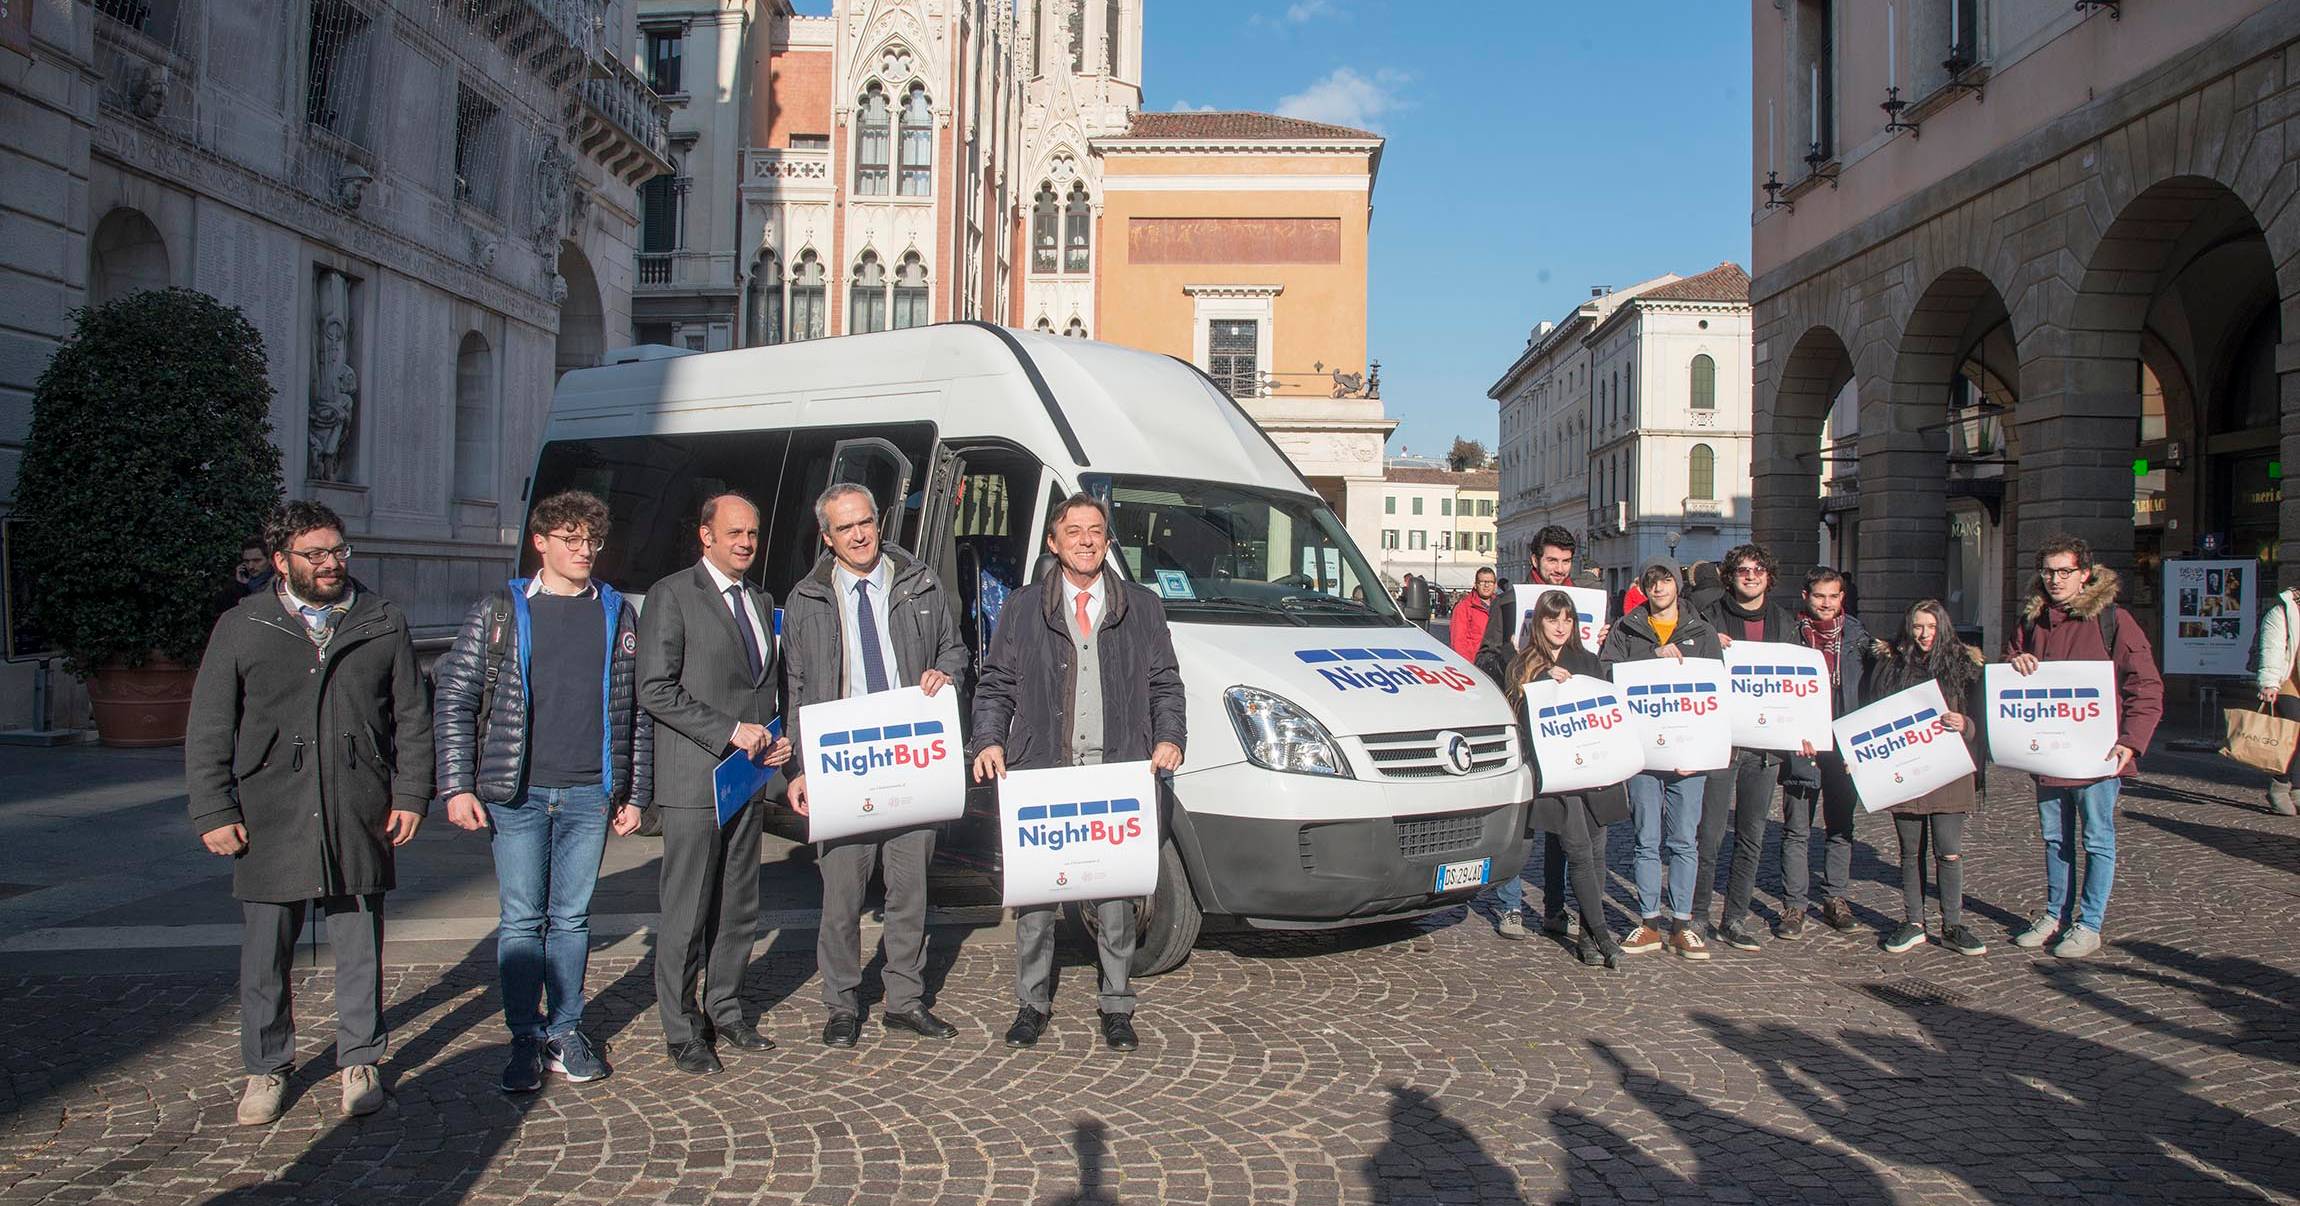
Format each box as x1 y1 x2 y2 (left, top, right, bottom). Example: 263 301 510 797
14 288 282 745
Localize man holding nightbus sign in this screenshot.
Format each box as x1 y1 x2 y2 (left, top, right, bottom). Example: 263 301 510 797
970 493 1186 1053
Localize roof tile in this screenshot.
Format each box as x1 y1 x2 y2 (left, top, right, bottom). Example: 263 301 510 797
1118 111 1381 141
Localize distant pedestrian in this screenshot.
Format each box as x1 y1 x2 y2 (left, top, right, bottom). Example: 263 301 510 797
185 500 433 1126
1449 567 1497 662
1869 600 1987 957
2006 535 2163 960
1600 557 1720 961
2251 583 2300 816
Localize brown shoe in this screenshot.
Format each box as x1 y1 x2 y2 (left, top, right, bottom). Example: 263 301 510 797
1620 922 1665 955
236 1073 286 1126
1775 911 1808 941
1670 925 1712 961
340 1065 384 1117
1821 898 1859 933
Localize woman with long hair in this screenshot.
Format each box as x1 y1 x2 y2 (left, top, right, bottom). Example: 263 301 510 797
1869 599 1987 956
1507 590 1630 968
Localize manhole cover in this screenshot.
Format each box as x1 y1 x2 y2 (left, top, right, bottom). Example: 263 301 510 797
1853 977 1972 1009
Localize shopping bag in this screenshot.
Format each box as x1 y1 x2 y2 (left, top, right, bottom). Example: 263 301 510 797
2221 704 2300 774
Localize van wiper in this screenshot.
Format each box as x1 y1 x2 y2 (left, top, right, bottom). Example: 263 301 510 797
1169 597 1306 624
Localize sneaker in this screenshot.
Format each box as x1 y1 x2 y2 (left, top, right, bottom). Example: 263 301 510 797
1717 921 1764 953
1495 913 1529 941
1941 924 1987 956
1542 912 1576 938
2270 780 2298 817
1881 923 1926 954
1670 925 1711 961
236 1073 286 1126
1620 922 1665 955
1774 911 1807 941
547 1030 611 1083
2013 913 2062 949
340 1064 384 1117
500 1037 543 1093
2051 925 2102 959
1820 898 1859 932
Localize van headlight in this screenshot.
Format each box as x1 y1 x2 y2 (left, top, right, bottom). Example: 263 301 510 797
1225 686 1352 777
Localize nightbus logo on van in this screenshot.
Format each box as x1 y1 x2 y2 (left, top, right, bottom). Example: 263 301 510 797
1994 686 2105 724
1013 797 1146 851
1729 664 1824 699
814 720 951 778
1622 681 1722 718
1534 693 1628 739
1847 706 1948 764
1293 647 1479 694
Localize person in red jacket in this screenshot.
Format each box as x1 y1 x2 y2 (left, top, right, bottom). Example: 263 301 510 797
2004 534 2164 960
1449 567 1497 661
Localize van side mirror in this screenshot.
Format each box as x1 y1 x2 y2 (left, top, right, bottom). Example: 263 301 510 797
1399 578 1432 623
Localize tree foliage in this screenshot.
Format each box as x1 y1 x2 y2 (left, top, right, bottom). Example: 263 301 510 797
15 289 282 674
1448 437 1492 471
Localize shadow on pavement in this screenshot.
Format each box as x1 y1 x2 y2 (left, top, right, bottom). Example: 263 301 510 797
2033 938 2300 1071
2123 809 2300 879
1360 1082 1520 1204
1040 1118 1117 1206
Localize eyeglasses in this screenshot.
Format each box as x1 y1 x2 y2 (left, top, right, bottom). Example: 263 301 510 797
2041 566 2087 581
1733 567 1768 578
546 532 606 553
284 545 352 566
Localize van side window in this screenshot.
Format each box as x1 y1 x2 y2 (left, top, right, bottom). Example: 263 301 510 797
942 446 1044 660
757 421 936 596
527 431 793 590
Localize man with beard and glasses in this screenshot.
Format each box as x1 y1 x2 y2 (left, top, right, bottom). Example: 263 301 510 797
187 500 433 1126
1695 543 1809 952
1782 567 1882 935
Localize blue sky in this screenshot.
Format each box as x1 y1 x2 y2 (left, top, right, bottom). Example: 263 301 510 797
1143 0 1754 458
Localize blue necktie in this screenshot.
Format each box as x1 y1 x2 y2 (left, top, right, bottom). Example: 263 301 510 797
726 585 763 684
854 579 891 694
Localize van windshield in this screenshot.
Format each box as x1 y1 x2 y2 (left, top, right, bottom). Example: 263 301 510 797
1089 474 1405 628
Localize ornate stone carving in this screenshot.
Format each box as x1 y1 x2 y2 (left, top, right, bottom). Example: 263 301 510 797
334 163 371 211
468 231 498 270
531 142 571 254
309 269 358 483
130 64 168 119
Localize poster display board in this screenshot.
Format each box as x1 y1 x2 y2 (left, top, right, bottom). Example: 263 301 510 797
1983 661 2122 779
998 760 1162 908
2162 559 2258 676
796 687 966 842
1834 681 1976 812
1721 641 1836 752
1609 657 1733 773
1521 673 1648 794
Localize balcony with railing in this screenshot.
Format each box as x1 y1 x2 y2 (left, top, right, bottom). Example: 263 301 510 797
741 147 835 200
576 55 673 185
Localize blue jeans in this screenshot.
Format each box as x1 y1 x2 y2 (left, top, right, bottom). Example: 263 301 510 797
487 783 611 1039
1628 771 1705 921
2037 778 2120 933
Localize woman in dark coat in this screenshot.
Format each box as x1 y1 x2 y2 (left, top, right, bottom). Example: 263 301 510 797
1506 589 1631 969
1868 599 1987 957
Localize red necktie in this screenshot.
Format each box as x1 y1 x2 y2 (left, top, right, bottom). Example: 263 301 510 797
1074 589 1093 639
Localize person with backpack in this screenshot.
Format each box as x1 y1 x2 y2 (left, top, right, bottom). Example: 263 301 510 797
1503 589 1629 968
2252 583 2300 816
1869 600 1987 957
2006 535 2163 959
433 490 653 1092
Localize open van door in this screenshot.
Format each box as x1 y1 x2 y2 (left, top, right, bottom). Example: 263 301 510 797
828 437 914 548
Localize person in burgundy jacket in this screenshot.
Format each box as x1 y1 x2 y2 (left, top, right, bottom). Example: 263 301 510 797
2004 534 2164 960
1449 567 1497 662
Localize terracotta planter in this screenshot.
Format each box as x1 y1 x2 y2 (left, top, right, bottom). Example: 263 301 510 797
87 655 199 747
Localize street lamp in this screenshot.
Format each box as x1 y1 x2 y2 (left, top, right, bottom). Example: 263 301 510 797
1666 528 1682 560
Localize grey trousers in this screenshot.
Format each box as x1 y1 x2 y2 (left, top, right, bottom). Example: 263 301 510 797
240 894 386 1075
655 800 762 1046
816 825 936 1016
1015 898 1136 1016
1697 753 1785 925
1782 754 1859 911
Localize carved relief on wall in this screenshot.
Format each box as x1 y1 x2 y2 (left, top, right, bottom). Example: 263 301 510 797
309 269 358 483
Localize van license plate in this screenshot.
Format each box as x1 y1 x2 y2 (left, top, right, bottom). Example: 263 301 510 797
1433 858 1492 893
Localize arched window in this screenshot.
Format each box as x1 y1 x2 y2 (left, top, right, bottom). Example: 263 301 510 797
897 84 933 196
1690 353 1716 410
790 250 826 340
1064 317 1086 339
89 208 170 304
1034 316 1053 333
1689 443 1716 500
452 332 495 502
746 249 782 346
1063 182 1091 274
1065 0 1084 70
892 252 928 329
1031 184 1059 274
854 83 890 195
851 250 887 334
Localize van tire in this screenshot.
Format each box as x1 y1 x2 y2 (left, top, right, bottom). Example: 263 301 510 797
1068 840 1202 977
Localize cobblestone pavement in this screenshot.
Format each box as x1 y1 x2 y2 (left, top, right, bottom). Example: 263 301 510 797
2 753 2297 1204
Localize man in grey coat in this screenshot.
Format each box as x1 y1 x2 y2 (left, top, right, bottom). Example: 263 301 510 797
784 483 970 1048
186 500 433 1126
970 494 1186 1053
637 492 791 1075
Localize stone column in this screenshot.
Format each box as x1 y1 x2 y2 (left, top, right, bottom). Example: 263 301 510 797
2014 348 2140 577
1750 373 1826 590
1854 424 1949 636
2280 338 2300 590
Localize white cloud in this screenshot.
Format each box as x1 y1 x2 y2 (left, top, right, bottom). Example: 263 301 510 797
1169 100 1220 113
1274 67 1408 132
1248 0 1341 30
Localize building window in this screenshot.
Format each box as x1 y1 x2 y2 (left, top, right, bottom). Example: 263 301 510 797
638 174 682 255
1410 497 1424 516
897 84 933 196
1798 0 1836 162
1034 316 1054 333
1032 184 1059 274
645 28 683 95
1064 317 1087 339
1066 0 1084 71
1063 182 1092 273
850 251 888 334
788 133 829 150
747 250 782 346
1384 496 1395 514
1208 318 1258 398
1691 354 1716 410
892 251 928 329
1689 443 1716 500
1477 532 1491 553
304 0 374 142
1409 530 1426 551
452 84 502 211
1440 498 1453 517
790 250 826 340
452 331 494 502
1381 529 1398 550
854 83 891 195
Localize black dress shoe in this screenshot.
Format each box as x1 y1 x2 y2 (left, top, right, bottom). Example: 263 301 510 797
1099 1012 1138 1052
1004 1006 1049 1048
667 1039 721 1075
821 1013 859 1048
719 1021 776 1051
882 1007 959 1039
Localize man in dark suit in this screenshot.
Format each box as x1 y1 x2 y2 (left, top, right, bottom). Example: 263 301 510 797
637 492 790 1074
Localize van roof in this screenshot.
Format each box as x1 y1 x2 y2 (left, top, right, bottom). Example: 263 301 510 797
546 323 1314 496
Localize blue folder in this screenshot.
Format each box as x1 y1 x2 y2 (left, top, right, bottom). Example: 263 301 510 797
712 716 784 828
